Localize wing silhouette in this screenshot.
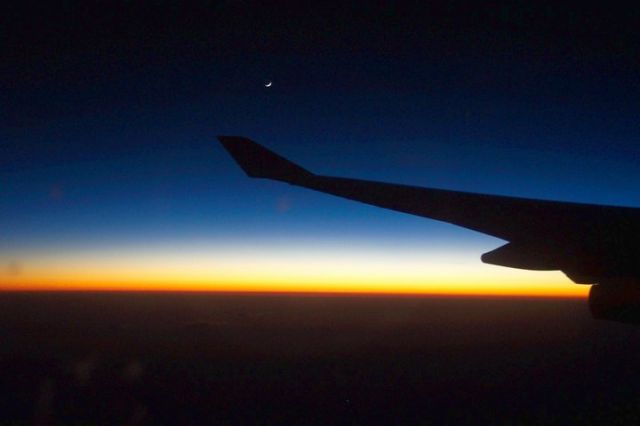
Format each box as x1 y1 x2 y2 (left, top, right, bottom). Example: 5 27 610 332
219 136 640 322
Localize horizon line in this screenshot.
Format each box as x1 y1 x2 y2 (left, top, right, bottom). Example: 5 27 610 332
0 287 588 299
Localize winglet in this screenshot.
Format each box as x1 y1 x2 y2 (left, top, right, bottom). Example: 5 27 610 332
218 136 314 184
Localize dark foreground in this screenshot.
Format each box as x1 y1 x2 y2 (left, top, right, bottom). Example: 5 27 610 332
1 292 639 425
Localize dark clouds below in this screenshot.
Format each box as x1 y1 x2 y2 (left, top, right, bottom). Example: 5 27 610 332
1 292 639 424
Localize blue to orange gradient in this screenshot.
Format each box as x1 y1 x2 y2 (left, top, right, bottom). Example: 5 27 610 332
1 241 588 297
3 32 638 300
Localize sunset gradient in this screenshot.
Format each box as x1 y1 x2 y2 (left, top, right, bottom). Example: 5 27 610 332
1 243 588 297
3 2 637 302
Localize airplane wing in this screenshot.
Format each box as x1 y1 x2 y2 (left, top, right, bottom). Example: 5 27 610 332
218 136 640 285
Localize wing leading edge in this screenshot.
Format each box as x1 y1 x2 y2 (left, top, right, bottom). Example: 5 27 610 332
217 136 640 286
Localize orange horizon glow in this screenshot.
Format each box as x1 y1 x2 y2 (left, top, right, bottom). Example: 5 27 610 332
1 245 590 297
0 280 589 298
0 270 589 297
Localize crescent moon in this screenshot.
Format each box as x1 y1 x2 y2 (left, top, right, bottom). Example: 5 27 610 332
265 81 272 87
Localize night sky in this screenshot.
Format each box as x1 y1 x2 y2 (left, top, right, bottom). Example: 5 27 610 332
3 2 640 294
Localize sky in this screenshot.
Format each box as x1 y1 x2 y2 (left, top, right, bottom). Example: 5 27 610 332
2 1 639 295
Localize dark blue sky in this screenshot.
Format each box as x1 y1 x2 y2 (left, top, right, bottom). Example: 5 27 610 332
3 2 640 264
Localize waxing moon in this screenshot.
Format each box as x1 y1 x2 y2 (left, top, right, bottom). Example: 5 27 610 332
264 81 272 87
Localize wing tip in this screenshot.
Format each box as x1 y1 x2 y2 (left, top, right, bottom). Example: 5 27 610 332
217 135 313 183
